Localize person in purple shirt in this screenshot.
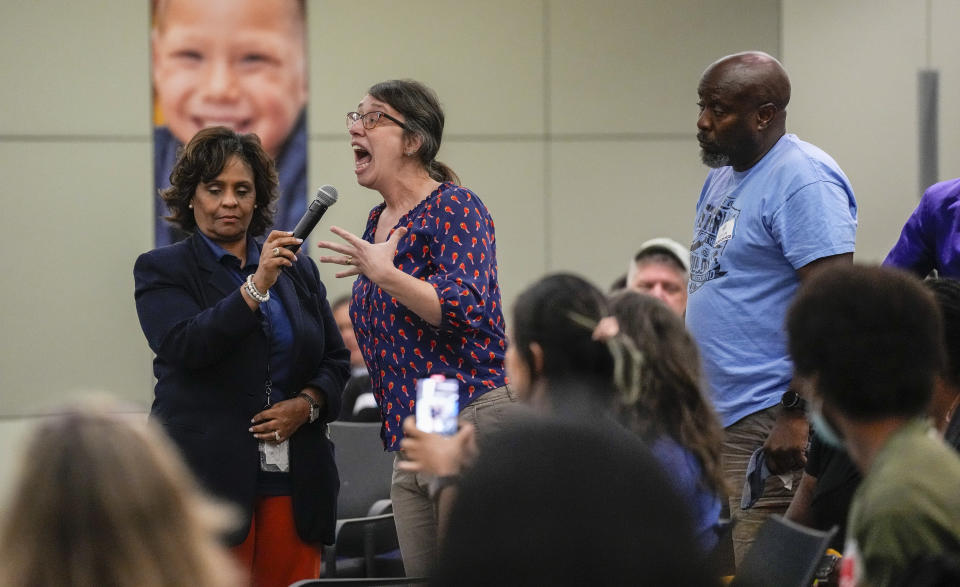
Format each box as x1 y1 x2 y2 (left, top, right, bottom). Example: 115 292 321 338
885 178 960 278
316 79 513 578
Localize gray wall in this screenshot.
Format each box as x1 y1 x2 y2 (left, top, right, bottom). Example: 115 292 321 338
1 0 957 493
782 0 960 261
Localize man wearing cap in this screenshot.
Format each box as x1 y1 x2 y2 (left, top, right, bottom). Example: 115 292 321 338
687 50 858 563
627 238 690 316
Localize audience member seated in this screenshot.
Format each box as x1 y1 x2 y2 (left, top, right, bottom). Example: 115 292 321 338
626 237 690 316
924 278 960 451
398 274 624 522
786 277 960 558
332 295 378 422
0 398 241 587
399 272 629 483
401 273 723 572
787 264 960 587
431 416 718 586
608 290 725 552
784 429 861 554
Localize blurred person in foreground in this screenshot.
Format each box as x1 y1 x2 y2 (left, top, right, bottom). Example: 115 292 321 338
0 399 241 587
398 273 629 554
609 290 725 552
784 277 960 555
432 417 718 587
787 265 960 587
402 274 722 564
316 79 514 577
134 126 348 586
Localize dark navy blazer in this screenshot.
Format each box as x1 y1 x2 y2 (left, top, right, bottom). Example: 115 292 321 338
134 233 349 545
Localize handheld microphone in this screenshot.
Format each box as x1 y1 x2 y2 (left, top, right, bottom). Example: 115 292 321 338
286 185 338 253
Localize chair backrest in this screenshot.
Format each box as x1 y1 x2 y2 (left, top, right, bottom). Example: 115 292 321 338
290 578 428 586
329 422 394 519
731 515 837 587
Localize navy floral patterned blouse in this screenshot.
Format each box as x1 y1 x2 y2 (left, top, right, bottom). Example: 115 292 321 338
350 182 508 450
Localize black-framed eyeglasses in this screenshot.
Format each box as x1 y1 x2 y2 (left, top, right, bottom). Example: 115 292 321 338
346 111 408 130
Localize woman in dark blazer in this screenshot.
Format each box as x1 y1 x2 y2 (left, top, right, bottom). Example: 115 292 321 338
134 127 349 586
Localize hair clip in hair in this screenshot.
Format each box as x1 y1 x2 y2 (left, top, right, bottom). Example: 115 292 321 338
592 316 620 342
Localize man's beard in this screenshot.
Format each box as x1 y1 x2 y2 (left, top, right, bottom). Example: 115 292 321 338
700 148 730 168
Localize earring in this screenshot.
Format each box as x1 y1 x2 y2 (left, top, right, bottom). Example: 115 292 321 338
254 204 258 208
188 203 193 209
405 151 414 157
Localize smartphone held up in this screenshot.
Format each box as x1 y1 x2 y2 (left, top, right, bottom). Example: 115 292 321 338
415 374 460 436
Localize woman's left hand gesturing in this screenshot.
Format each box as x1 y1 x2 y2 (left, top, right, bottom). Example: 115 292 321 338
317 225 407 281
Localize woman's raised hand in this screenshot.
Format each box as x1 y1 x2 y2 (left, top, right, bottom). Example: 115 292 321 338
317 225 408 281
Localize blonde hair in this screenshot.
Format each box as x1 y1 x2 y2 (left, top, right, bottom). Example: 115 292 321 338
0 398 242 587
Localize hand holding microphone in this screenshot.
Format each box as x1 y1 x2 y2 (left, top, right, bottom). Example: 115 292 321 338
244 185 338 307
285 184 339 253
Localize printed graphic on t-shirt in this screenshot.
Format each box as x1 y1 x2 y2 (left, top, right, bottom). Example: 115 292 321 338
689 195 740 294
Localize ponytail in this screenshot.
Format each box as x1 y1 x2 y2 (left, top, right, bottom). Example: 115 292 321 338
427 159 460 184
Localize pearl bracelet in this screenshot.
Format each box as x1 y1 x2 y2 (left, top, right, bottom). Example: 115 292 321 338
244 274 270 303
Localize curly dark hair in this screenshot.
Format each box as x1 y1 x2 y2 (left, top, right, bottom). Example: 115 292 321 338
787 264 943 419
160 126 278 236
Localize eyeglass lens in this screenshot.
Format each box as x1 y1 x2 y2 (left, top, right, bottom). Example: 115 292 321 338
346 112 384 129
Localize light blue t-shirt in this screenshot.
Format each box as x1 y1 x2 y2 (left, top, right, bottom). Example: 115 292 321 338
686 134 857 427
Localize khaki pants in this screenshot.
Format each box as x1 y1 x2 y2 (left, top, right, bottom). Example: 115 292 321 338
723 405 804 567
390 385 517 578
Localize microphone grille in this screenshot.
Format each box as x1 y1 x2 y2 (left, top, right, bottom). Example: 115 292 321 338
314 184 338 206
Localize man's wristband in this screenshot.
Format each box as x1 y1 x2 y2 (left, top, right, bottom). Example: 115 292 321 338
780 389 807 412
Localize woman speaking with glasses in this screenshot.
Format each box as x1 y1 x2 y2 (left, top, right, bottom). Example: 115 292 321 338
316 79 513 577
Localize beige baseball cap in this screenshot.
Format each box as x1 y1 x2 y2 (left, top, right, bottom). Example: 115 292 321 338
633 237 690 273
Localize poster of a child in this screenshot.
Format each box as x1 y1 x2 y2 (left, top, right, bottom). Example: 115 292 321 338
151 0 308 247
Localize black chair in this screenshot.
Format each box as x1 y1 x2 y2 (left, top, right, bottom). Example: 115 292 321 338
730 515 837 587
291 578 428 586
321 422 403 578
